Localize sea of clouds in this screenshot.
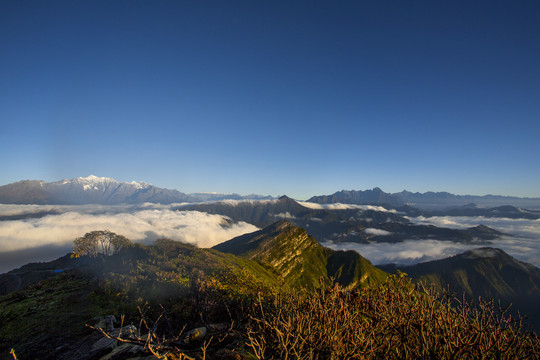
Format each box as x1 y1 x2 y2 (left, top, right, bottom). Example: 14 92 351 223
323 215 540 267
2 204 540 274
0 204 258 273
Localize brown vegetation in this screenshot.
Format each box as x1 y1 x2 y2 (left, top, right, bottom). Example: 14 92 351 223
72 230 132 258
91 274 539 359
246 275 539 359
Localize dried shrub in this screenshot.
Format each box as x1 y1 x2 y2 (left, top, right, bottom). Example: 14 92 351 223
247 275 540 359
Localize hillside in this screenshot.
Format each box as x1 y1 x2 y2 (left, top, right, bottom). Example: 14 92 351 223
214 220 387 288
1 226 539 359
0 239 282 359
379 247 540 333
1 222 387 359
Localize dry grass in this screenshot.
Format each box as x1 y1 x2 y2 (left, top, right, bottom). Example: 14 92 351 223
89 274 540 359
246 274 540 359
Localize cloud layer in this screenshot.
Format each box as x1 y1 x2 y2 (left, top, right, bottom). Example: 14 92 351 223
324 216 540 268
297 202 396 212
323 239 483 266
0 204 259 273
2 205 539 273
364 228 393 236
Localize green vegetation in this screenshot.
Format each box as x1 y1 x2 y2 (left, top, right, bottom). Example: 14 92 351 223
1 223 539 359
213 220 386 289
325 249 387 288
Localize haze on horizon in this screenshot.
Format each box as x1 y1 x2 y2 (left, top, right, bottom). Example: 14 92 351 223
1 1 539 200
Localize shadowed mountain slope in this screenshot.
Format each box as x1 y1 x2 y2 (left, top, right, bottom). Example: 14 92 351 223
180 195 308 227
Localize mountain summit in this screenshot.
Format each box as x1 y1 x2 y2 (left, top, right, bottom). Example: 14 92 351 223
0 176 195 205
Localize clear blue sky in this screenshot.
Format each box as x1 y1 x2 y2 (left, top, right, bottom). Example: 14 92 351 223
1 0 539 199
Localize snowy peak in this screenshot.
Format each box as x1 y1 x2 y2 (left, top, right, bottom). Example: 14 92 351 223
55 175 151 192
0 176 192 205
0 176 276 205
75 175 117 184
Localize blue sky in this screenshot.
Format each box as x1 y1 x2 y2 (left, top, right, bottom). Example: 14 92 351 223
1 1 539 199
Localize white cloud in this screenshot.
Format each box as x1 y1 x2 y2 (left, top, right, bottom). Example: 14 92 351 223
364 228 392 236
199 199 279 207
274 212 296 219
323 216 540 268
408 216 540 239
323 240 495 266
0 208 259 252
297 202 396 212
0 203 191 217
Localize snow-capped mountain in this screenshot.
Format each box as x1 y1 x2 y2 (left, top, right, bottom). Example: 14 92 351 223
0 175 196 205
0 176 276 205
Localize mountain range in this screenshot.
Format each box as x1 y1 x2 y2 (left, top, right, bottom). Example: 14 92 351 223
0 176 273 205
308 188 540 210
2 176 540 211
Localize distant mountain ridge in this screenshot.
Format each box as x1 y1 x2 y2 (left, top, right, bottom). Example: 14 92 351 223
307 188 405 207
308 188 540 210
2 176 540 210
0 176 273 205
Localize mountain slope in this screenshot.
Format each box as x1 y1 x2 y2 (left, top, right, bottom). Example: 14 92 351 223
214 220 329 287
379 247 540 333
380 247 540 298
214 220 387 288
0 239 284 359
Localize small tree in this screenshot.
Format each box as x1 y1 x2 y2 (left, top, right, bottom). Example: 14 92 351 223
72 230 131 258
